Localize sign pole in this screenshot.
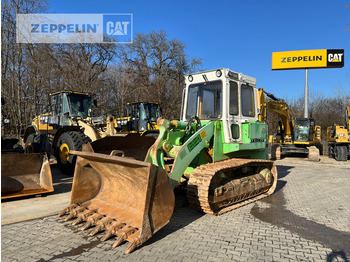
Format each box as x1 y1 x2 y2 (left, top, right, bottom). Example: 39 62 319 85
304 69 308 118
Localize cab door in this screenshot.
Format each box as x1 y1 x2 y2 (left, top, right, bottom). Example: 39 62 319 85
227 80 241 142
227 81 257 143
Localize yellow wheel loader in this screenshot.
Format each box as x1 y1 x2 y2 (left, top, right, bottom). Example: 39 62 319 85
2 93 160 198
24 92 161 174
264 92 322 161
23 91 118 174
327 106 350 161
58 68 278 253
115 102 161 136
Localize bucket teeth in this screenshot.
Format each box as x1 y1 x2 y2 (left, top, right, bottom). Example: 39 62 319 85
101 222 126 242
72 210 95 226
89 217 114 236
112 234 126 248
58 204 78 217
125 238 140 254
81 213 104 231
64 206 86 221
112 226 137 248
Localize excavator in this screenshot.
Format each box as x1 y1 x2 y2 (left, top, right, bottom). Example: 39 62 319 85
58 68 278 253
263 92 322 161
327 106 350 161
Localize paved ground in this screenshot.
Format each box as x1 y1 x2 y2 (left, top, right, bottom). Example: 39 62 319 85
1 157 350 261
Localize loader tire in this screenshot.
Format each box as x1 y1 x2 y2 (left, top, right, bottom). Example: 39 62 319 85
334 145 347 161
25 134 40 153
56 131 90 175
328 145 333 158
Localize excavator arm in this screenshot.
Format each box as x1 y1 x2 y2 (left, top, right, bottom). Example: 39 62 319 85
346 106 350 133
257 89 294 143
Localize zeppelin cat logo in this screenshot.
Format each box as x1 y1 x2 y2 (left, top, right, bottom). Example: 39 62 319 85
272 49 344 70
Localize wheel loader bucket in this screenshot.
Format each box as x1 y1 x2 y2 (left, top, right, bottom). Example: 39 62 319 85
1 153 54 199
58 143 175 254
89 133 156 160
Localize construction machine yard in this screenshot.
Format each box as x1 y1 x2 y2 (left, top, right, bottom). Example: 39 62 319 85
3 68 348 258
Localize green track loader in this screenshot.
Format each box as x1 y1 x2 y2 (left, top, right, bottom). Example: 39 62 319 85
59 68 278 253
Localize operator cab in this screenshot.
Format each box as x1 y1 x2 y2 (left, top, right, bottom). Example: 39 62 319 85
126 102 161 132
294 118 315 142
182 68 259 143
50 91 93 126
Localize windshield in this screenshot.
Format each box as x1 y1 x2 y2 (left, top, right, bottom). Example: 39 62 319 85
186 80 222 120
127 103 140 119
143 103 160 122
294 119 310 142
68 94 92 118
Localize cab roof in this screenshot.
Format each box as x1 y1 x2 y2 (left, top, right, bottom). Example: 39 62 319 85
49 91 92 96
127 102 159 105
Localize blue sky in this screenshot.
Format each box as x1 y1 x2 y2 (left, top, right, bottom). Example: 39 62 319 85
47 0 349 100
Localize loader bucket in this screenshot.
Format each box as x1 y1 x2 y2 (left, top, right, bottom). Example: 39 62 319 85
58 144 175 253
89 133 156 161
1 153 54 199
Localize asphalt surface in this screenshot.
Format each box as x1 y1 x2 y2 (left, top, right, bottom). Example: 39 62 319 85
1 157 350 261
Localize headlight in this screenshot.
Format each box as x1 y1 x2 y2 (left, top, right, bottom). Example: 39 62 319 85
227 71 238 80
216 70 222 77
188 75 193 82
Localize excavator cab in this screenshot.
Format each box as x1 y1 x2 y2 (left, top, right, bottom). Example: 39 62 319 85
294 118 315 142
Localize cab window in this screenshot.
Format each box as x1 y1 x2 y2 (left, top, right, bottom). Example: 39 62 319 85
241 84 255 117
229 81 238 115
186 81 222 120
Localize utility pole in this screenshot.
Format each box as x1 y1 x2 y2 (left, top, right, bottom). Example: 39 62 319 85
304 69 308 118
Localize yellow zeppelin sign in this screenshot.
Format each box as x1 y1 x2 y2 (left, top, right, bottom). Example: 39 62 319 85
272 49 344 70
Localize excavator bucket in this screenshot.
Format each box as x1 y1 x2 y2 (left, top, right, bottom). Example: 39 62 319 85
58 141 175 254
1 153 54 199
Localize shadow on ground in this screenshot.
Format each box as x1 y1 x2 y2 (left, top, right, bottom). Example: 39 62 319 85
251 181 350 260
142 187 204 248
